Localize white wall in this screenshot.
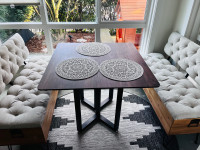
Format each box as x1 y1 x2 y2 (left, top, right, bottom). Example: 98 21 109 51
173 0 194 36
148 0 180 53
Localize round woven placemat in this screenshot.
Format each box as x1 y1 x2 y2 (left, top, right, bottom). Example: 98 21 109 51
56 58 99 80
76 42 111 56
100 59 144 81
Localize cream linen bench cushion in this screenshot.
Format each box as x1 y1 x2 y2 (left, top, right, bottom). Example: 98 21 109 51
143 53 200 120
142 32 200 134
0 56 51 129
0 33 58 145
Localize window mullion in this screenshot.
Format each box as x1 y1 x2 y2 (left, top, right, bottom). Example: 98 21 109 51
144 0 152 22
0 22 145 29
95 28 100 42
95 0 101 42
0 0 40 5
95 0 101 24
0 22 43 29
40 0 53 54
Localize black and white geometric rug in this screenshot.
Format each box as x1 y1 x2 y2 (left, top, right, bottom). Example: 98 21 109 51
44 89 179 150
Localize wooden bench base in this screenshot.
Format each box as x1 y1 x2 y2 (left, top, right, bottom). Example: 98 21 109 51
0 90 58 146
143 88 200 135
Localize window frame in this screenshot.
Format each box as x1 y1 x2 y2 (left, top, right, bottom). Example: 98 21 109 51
0 0 40 5
0 0 153 54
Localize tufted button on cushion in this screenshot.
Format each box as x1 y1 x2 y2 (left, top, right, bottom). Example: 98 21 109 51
0 56 51 129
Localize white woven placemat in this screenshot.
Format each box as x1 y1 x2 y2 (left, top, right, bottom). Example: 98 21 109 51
56 58 99 80
76 42 111 56
100 59 144 81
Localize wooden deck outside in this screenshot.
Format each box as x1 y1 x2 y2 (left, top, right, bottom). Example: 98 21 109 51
116 0 147 50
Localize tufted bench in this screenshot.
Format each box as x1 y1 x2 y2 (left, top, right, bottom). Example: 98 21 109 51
0 34 58 145
143 32 200 135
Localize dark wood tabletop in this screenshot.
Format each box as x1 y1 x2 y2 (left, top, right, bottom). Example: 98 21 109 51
38 43 159 90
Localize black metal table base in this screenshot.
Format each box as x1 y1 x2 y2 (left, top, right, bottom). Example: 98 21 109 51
79 88 114 111
73 88 123 132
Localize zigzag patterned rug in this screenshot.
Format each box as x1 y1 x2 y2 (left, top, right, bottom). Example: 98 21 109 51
18 89 179 150
45 90 178 150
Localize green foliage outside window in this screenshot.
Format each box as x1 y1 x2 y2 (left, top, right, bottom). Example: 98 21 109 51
45 0 95 34
136 28 142 34
0 5 40 42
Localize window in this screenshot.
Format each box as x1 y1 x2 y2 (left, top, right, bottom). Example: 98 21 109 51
0 0 151 54
46 0 95 22
0 5 40 22
101 0 147 21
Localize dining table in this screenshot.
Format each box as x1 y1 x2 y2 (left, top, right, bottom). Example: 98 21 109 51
38 42 160 132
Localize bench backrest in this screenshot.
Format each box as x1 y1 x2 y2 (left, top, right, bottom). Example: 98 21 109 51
0 33 29 94
164 32 200 85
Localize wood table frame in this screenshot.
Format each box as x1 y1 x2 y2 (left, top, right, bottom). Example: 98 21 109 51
38 43 160 132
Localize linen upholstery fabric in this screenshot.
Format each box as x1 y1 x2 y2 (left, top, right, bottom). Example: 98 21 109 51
143 53 200 120
0 56 50 129
0 33 29 94
164 32 200 85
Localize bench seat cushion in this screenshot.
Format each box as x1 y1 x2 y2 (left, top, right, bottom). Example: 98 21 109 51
0 56 50 129
143 53 200 120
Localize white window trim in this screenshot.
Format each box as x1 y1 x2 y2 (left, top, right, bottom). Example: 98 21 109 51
0 0 40 5
0 22 146 29
140 0 158 54
186 0 200 42
0 0 157 55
